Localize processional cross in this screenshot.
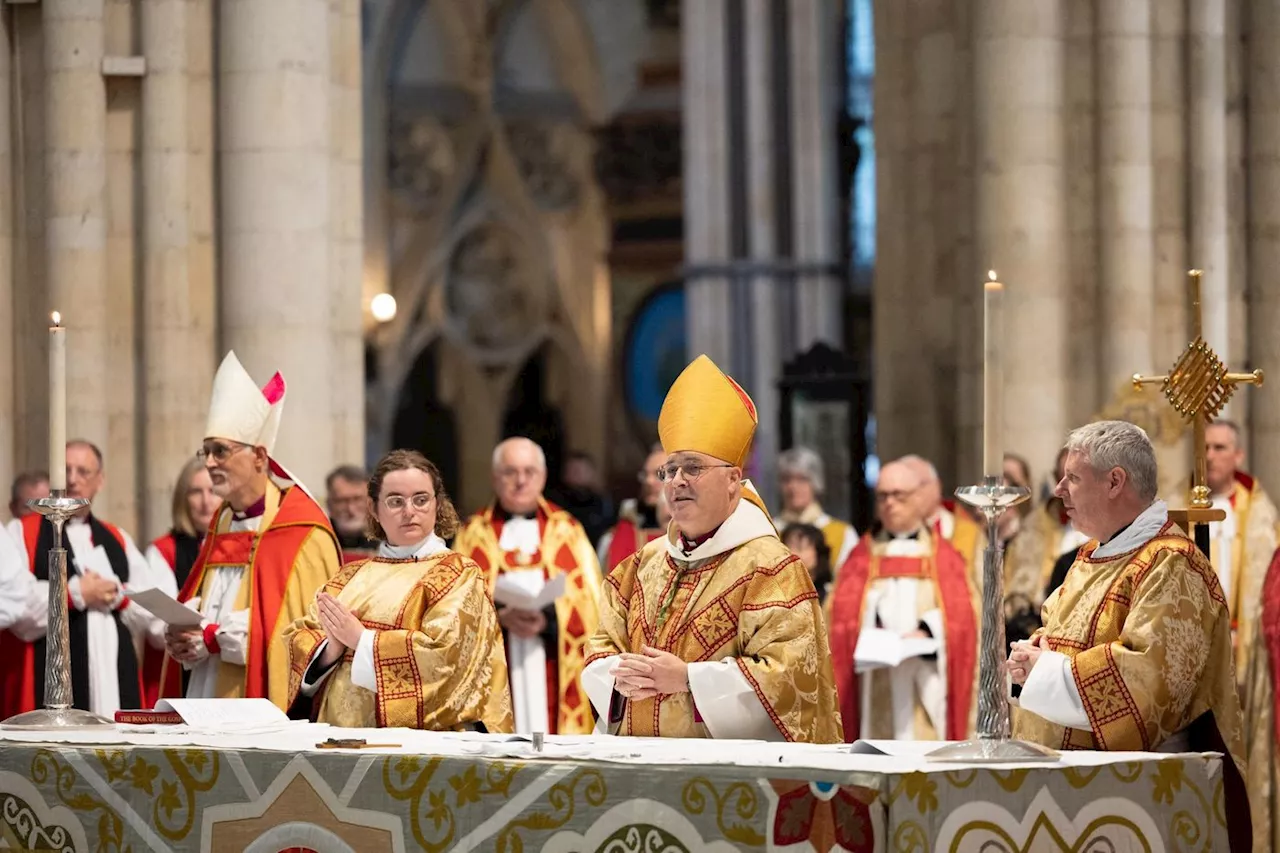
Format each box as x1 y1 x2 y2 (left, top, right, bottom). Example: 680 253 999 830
1132 269 1263 555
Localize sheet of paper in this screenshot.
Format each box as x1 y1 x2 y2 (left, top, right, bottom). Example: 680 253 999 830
155 698 289 729
854 627 940 672
130 587 204 627
493 572 566 610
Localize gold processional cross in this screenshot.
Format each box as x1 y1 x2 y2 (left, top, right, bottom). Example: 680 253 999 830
1132 270 1263 551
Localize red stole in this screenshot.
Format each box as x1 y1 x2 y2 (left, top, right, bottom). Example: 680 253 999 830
0 515 130 720
159 486 334 700
828 534 977 742
604 519 662 573
1263 548 1280 742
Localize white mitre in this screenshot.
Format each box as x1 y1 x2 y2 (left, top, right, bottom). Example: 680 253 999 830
205 351 285 451
204 351 310 496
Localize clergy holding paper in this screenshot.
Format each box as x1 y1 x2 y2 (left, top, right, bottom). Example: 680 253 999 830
582 355 842 742
1009 421 1250 851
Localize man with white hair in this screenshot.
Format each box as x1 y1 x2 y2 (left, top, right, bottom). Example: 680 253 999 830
775 447 857 571
453 437 602 735
1009 420 1248 851
901 455 982 584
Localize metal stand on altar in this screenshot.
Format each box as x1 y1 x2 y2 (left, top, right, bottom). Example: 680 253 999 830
926 477 1057 762
1 491 112 730
1132 269 1263 555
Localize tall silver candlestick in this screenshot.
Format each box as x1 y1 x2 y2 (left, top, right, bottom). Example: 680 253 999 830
926 476 1057 761
1 491 112 729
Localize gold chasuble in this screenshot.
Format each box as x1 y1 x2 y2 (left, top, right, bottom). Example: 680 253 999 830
453 497 601 734
1013 507 1250 850
584 489 842 742
283 548 513 732
1243 548 1280 853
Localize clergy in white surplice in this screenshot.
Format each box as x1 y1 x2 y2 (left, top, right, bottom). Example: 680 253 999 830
0 441 170 720
454 437 602 736
827 457 980 742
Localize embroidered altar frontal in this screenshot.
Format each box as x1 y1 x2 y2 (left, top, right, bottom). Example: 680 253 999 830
0 727 1229 851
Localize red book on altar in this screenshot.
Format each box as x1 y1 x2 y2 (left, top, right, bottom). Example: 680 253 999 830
113 710 183 725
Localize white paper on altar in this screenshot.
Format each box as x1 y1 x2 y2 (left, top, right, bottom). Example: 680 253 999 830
493 572 565 611
130 587 204 627
854 627 939 672
849 739 954 757
155 698 290 730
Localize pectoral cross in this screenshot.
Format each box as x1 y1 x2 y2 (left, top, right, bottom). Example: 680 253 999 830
1132 269 1264 555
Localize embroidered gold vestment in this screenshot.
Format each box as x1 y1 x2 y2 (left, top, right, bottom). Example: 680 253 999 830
586 534 842 743
284 551 513 732
1244 548 1280 853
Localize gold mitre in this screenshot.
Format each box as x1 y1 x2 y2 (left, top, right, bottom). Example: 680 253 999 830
658 354 757 467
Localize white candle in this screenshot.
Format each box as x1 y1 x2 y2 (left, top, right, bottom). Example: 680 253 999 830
983 273 1004 477
49 312 66 491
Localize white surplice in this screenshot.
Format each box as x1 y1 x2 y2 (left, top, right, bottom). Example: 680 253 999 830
5 516 163 717
183 512 257 699
497 516 550 735
0 522 33 631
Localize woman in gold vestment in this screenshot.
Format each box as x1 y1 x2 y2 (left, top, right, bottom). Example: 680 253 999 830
284 450 513 731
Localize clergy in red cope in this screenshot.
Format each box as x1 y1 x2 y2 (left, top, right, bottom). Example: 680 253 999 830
159 352 342 708
582 354 842 741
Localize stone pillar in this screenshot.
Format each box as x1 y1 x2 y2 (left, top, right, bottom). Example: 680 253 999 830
743 0 779 503
1096 0 1153 390
1152 1 1188 364
44 0 108 469
974 0 1068 477
219 0 332 493
1188 0 1230 366
330 0 364 467
788 0 841 350
681 0 732 367
1248 0 1280 491
0 8 13 497
141 0 208 536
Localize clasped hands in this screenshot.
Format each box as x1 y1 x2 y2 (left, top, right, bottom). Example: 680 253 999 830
1005 633 1044 686
78 571 120 611
316 592 365 667
610 645 688 701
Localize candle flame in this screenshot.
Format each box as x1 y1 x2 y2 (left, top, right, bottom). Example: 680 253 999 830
988 270 998 281
51 311 61 326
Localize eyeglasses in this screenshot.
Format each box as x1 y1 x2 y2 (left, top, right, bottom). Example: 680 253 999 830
197 441 253 464
66 465 100 481
383 493 434 511
497 467 541 483
875 486 921 504
656 463 733 483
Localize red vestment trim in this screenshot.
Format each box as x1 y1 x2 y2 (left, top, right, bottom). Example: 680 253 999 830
1263 549 1280 743
828 534 977 742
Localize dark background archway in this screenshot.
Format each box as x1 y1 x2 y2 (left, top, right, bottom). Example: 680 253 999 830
501 346 567 494
391 342 460 499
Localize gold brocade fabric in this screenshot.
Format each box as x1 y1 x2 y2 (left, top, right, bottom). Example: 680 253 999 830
1012 525 1246 782
586 535 843 743
283 552 513 732
1222 476 1279 698
1244 616 1279 853
452 499 602 734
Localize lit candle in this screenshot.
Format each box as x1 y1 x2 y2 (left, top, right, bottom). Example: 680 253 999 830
983 272 1004 478
49 312 66 491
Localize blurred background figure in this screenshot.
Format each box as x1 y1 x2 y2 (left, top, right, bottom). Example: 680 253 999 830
8 471 50 521
326 465 378 563
549 451 614 546
776 447 858 574
781 523 833 604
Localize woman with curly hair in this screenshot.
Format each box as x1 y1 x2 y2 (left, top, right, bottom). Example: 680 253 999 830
284 449 512 731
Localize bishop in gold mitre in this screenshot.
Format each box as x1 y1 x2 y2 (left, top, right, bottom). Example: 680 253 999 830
583 355 843 742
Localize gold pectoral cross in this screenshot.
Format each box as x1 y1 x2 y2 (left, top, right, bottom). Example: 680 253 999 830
1132 270 1263 538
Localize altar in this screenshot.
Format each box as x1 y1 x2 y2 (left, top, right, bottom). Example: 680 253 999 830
0 725 1228 852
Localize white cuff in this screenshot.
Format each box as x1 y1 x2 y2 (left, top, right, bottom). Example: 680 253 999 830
1018 650 1090 729
214 609 251 665
687 658 783 741
582 656 619 732
349 629 378 692
68 576 85 611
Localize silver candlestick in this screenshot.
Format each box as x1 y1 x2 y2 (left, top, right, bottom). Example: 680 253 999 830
1 491 112 729
927 476 1057 762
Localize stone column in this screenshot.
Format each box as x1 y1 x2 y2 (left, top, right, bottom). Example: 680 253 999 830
0 8 13 496
141 0 209 536
681 0 732 367
219 0 332 493
788 0 841 350
1152 1 1187 364
1096 0 1154 390
1248 0 1280 491
330 0 364 466
744 0 779 503
1188 0 1230 365
974 0 1068 476
44 0 108 466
